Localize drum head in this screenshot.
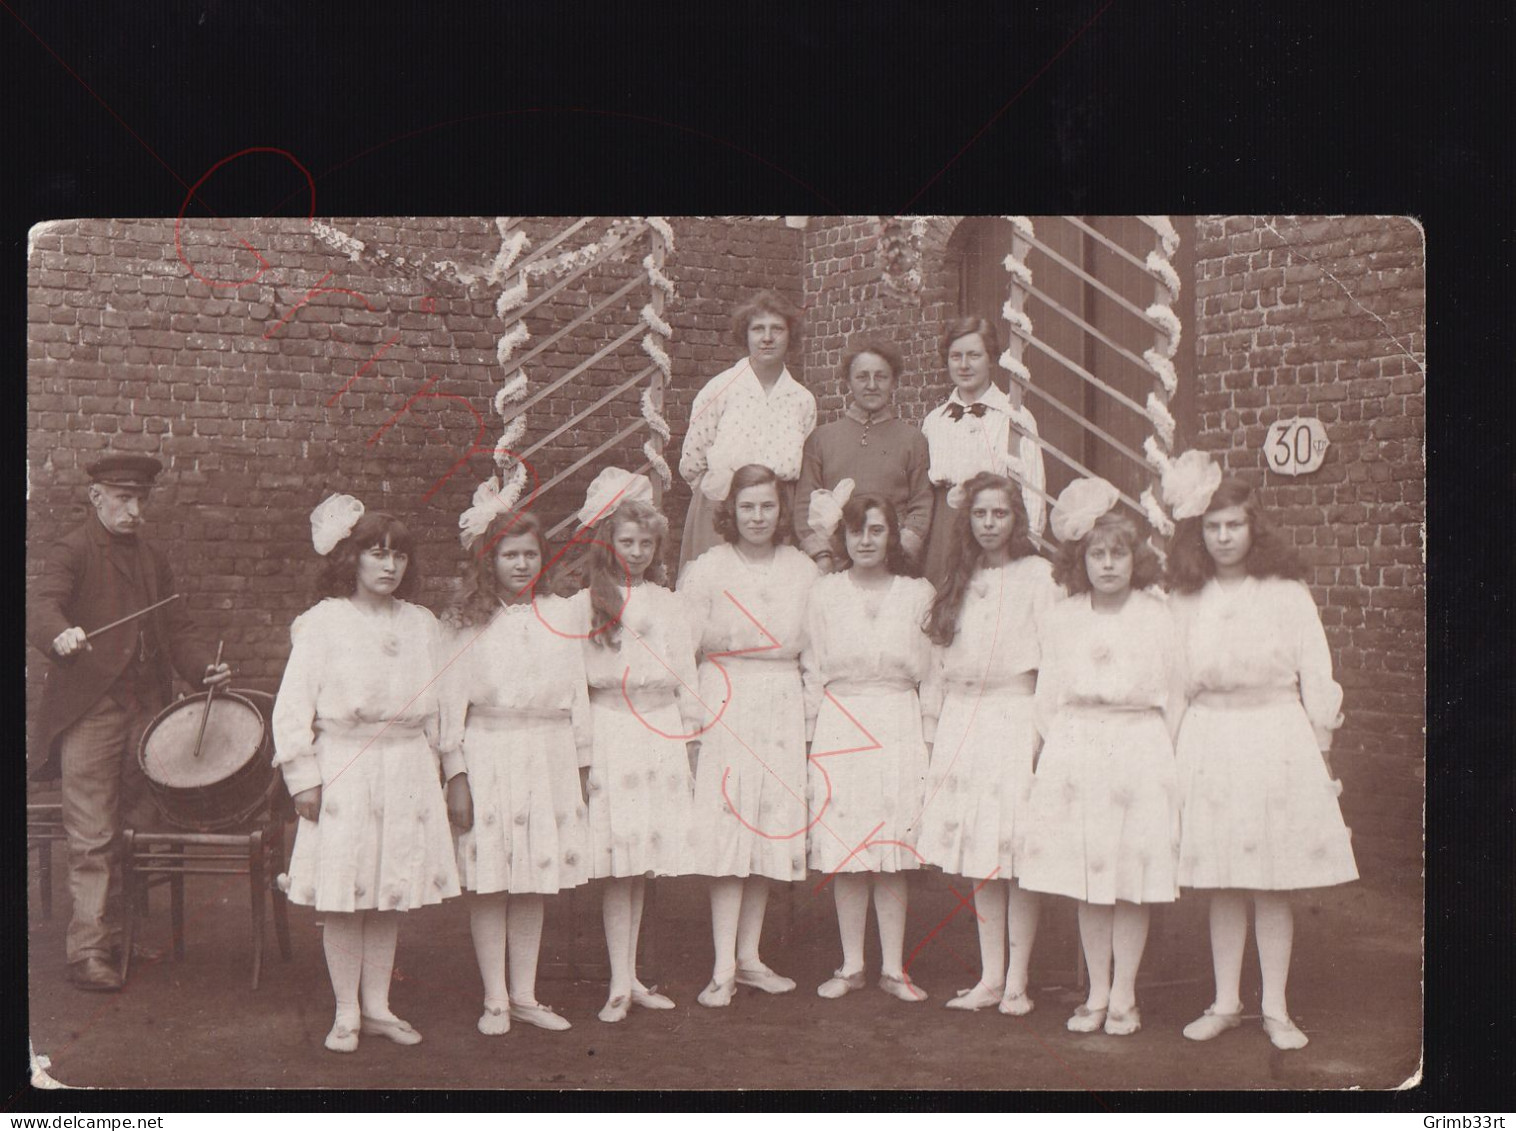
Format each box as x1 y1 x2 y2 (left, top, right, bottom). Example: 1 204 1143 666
140 692 266 789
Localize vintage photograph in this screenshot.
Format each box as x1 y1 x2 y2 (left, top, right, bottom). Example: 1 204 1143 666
24 213 1425 1092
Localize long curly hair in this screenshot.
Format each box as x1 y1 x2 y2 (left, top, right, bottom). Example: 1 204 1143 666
1166 477 1305 594
585 499 671 649
923 473 1038 646
317 511 422 601
712 463 794 546
838 493 910 576
1053 508 1162 595
446 510 554 629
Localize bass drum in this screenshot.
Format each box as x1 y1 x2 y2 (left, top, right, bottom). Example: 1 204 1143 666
138 690 279 831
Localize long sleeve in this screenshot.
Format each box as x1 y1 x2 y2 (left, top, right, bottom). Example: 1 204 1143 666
271 609 324 796
800 590 827 743
920 644 944 745
793 429 829 557
679 373 728 486
570 664 594 768
1159 602 1188 740
26 537 82 656
900 431 934 559
1032 613 1064 741
664 596 705 735
1010 406 1048 536
436 623 472 781
1291 583 1344 749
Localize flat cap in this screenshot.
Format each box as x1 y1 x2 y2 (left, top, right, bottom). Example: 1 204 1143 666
86 454 163 489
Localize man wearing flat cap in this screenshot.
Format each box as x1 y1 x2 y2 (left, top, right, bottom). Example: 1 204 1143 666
27 454 232 992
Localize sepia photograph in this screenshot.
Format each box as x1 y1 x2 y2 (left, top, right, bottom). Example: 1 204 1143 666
24 211 1426 1093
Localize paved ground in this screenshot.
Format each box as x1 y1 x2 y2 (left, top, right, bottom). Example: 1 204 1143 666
25 823 1422 1097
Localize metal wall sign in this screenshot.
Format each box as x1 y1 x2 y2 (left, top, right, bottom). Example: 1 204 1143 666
1264 416 1330 476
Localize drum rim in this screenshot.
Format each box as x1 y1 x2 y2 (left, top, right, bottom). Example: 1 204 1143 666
138 689 266 784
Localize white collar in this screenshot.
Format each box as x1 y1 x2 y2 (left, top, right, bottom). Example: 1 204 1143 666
945 383 1011 412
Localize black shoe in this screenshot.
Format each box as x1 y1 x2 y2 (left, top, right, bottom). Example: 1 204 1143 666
67 956 123 993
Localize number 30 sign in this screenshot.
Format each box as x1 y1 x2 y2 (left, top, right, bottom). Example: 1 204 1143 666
1265 417 1330 476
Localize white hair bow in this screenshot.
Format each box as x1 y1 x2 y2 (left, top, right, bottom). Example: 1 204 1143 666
458 475 514 550
577 466 655 527
310 494 364 556
1160 450 1223 520
1049 477 1121 543
806 478 856 537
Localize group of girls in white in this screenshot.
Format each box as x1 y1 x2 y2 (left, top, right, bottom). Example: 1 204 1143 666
270 291 1356 1058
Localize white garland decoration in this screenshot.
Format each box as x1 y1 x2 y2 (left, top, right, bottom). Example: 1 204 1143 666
644 216 676 251
310 221 366 262
999 350 1032 384
1146 392 1176 448
496 321 530 366
1143 348 1179 395
493 372 528 417
643 440 673 487
1146 303 1182 357
1004 216 1035 238
495 277 530 318
1002 254 1033 287
640 302 673 339
1137 215 1180 258
640 332 671 375
640 386 671 441
1145 250 1182 300
1139 487 1175 537
1002 303 1034 338
643 253 676 298
1143 435 1174 474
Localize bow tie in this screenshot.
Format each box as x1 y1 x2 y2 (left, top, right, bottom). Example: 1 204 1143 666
944 402 990 421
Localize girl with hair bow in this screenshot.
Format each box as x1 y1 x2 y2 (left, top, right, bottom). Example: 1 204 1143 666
567 468 701 1022
273 495 460 1054
1017 479 1183 1037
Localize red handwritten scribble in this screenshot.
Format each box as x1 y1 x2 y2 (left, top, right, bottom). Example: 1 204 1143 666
902 869 1002 979
175 147 314 289
718 763 825 842
263 271 380 340
365 376 487 502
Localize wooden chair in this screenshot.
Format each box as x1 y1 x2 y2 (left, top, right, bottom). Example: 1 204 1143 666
26 800 67 920
121 810 293 990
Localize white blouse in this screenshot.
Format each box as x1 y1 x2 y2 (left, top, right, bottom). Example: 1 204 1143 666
1170 577 1344 747
800 572 936 739
272 598 444 796
922 556 1061 722
436 596 594 777
920 383 1048 535
1033 589 1186 739
678 543 820 727
679 360 818 491
573 584 703 734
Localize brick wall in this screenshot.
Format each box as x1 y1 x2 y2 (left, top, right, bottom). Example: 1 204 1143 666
25 216 800 745
1192 214 1427 873
801 216 961 426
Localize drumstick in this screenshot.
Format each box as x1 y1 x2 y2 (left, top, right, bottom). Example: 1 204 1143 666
82 593 181 640
189 640 225 761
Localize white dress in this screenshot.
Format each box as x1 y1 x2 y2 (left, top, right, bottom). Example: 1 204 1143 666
1172 577 1358 890
1017 590 1182 905
438 597 592 895
679 543 819 880
272 598 461 913
573 585 700 879
916 556 1061 880
800 573 935 874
